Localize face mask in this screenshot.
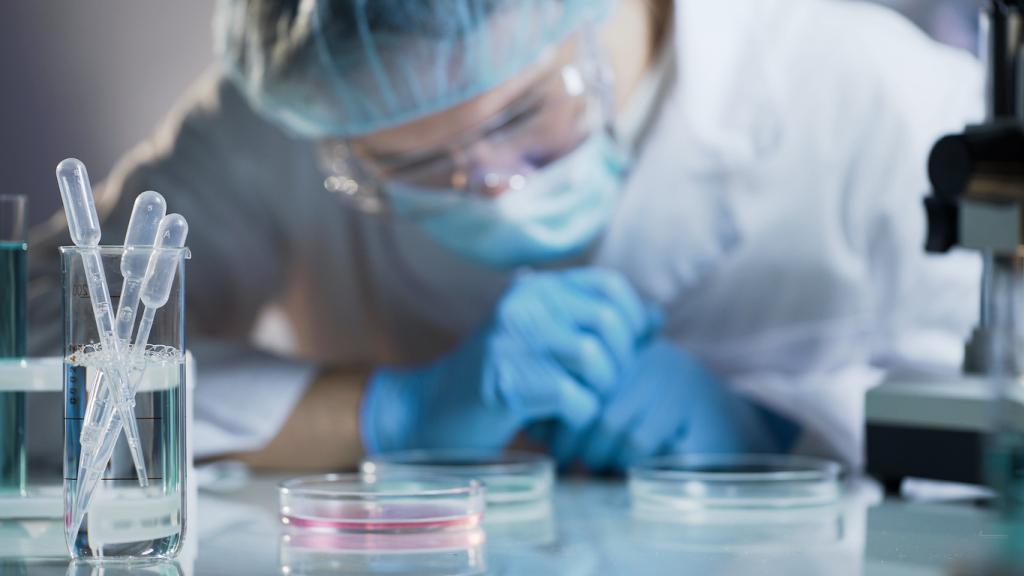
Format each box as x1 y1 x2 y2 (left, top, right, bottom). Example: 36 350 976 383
386 133 630 268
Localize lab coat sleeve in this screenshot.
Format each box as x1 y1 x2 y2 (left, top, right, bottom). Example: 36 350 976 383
28 69 319 456
793 8 982 465
725 5 984 467
835 11 984 372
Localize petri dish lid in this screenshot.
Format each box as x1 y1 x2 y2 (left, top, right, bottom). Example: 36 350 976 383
279 531 487 575
629 454 843 512
362 450 554 506
279 473 485 534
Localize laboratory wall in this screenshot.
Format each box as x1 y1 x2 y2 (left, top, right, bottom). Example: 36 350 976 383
0 1 213 227
0 0 975 229
868 0 979 53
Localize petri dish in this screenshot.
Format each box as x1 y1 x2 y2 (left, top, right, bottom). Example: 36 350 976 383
279 530 487 576
630 504 848 551
362 450 554 507
279 474 485 535
629 454 842 513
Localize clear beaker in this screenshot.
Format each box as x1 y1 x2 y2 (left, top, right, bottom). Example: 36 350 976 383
0 195 28 495
61 245 189 560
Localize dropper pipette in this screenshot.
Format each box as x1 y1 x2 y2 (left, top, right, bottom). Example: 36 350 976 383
75 191 166 500
56 159 149 486
66 213 189 551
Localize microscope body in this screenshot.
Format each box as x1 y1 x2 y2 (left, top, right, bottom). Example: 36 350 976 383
866 0 1024 491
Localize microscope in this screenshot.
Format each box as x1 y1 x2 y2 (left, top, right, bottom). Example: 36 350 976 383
866 0 1024 492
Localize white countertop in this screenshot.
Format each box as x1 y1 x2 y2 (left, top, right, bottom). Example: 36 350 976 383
3 473 1008 575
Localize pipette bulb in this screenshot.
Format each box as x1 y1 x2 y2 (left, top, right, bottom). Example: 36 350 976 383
122 191 168 278
156 213 188 249
125 191 167 248
141 214 189 309
55 158 102 247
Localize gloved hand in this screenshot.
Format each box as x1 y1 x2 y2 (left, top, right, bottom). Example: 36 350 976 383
559 339 797 471
360 268 660 454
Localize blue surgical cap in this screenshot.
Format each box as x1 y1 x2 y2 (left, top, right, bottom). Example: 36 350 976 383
216 0 615 139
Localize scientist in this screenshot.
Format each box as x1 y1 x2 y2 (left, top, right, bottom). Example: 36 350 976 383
31 0 982 470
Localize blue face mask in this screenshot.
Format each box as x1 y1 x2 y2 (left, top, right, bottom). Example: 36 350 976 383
386 133 630 268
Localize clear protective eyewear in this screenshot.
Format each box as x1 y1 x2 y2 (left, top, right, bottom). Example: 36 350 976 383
318 31 615 212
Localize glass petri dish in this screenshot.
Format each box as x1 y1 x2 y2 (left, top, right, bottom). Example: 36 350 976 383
279 474 484 535
279 530 487 576
362 450 554 507
630 504 848 551
629 454 842 513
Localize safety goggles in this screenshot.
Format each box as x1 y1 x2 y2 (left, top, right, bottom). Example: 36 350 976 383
318 31 615 212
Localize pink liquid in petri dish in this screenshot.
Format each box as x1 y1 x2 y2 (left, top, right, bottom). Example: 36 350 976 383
284 527 487 553
282 501 483 533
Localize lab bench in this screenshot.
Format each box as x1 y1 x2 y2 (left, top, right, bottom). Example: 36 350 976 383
2 474 1003 575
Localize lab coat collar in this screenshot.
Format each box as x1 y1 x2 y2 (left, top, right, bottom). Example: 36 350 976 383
672 0 787 172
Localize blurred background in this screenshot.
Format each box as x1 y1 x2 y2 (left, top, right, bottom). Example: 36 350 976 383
0 0 979 228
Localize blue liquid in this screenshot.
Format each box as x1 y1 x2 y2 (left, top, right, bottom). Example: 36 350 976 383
0 241 27 493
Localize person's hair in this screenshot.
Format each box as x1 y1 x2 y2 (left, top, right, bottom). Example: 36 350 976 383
648 0 673 51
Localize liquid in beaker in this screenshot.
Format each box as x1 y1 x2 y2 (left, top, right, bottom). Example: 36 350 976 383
0 195 27 494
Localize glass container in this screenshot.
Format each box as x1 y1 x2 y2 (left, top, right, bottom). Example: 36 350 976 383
62 246 189 560
0 195 27 495
629 454 842 515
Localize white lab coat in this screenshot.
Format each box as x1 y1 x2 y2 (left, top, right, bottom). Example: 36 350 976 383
30 0 982 465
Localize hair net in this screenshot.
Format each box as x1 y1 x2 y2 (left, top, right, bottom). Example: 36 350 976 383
216 0 615 139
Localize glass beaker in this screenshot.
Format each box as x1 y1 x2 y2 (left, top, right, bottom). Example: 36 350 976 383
61 245 189 560
0 195 27 495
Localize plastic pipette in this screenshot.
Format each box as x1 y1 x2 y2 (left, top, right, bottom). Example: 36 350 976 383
76 191 166 497
118 191 168 341
133 214 189 351
56 159 149 485
67 213 189 549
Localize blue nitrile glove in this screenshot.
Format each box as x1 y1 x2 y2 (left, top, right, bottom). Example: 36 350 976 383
563 339 800 472
360 268 661 454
